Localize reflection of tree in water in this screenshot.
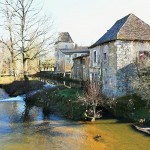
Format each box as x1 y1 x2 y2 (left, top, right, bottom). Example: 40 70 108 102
9 102 19 123
42 101 52 120
21 102 52 122
7 102 23 124
21 104 33 123
42 108 50 120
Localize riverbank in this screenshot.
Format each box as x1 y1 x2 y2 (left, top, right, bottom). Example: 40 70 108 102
33 71 81 83
26 86 85 120
1 78 44 96
1 76 149 135
134 125 150 135
0 98 149 150
0 76 15 84
0 77 149 149
108 95 150 126
26 85 150 136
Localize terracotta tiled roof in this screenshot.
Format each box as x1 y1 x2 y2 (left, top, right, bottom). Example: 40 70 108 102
90 14 150 48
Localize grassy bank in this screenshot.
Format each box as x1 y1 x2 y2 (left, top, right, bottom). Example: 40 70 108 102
1 76 149 125
26 86 86 120
26 84 150 124
0 76 15 84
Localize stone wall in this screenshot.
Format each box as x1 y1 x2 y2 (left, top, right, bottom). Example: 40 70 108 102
115 40 150 97
72 56 89 81
55 42 74 50
89 40 150 98
89 42 117 97
89 46 101 81
55 42 74 73
100 42 117 97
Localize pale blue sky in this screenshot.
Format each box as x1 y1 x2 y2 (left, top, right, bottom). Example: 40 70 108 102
41 0 150 46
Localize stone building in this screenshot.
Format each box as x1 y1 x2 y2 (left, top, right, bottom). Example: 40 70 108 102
54 32 74 73
55 32 89 75
71 54 90 81
89 14 150 97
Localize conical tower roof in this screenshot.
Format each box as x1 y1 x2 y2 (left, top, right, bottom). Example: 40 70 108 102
55 32 74 44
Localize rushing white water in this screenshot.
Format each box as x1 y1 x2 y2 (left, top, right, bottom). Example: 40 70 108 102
0 95 25 102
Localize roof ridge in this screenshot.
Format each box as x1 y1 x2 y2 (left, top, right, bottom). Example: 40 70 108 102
117 14 131 38
89 13 150 48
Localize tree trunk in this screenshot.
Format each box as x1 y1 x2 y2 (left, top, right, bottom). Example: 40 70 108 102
23 55 28 81
11 53 16 79
91 105 96 122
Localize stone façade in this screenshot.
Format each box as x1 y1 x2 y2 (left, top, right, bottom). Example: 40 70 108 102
89 40 150 98
89 14 150 97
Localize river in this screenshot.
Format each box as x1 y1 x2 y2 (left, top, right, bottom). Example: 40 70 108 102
0 88 149 150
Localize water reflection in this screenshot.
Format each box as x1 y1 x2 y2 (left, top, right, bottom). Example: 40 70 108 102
33 76 83 88
0 98 87 150
0 88 149 149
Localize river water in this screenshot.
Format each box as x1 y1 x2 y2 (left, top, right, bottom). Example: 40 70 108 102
0 88 149 150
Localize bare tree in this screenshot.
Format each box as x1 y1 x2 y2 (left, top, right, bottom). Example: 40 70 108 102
0 3 17 77
41 58 55 71
78 81 104 121
0 0 55 80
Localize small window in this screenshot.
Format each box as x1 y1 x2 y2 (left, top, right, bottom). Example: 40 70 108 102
65 45 68 49
82 59 85 65
95 74 98 80
139 51 150 61
74 54 77 58
94 51 97 63
104 53 107 60
92 73 94 81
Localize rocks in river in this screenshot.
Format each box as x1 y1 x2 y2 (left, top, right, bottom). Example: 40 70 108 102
134 125 150 135
94 135 102 142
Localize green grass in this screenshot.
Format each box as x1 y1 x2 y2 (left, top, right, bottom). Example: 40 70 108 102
26 86 86 120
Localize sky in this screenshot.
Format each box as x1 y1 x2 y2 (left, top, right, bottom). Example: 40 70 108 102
34 0 150 46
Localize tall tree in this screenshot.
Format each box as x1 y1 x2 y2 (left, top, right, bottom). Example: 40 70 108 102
0 3 17 77
0 0 55 79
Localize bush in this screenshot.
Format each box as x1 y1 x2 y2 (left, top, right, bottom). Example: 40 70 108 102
109 95 150 124
54 88 85 120
26 86 86 120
